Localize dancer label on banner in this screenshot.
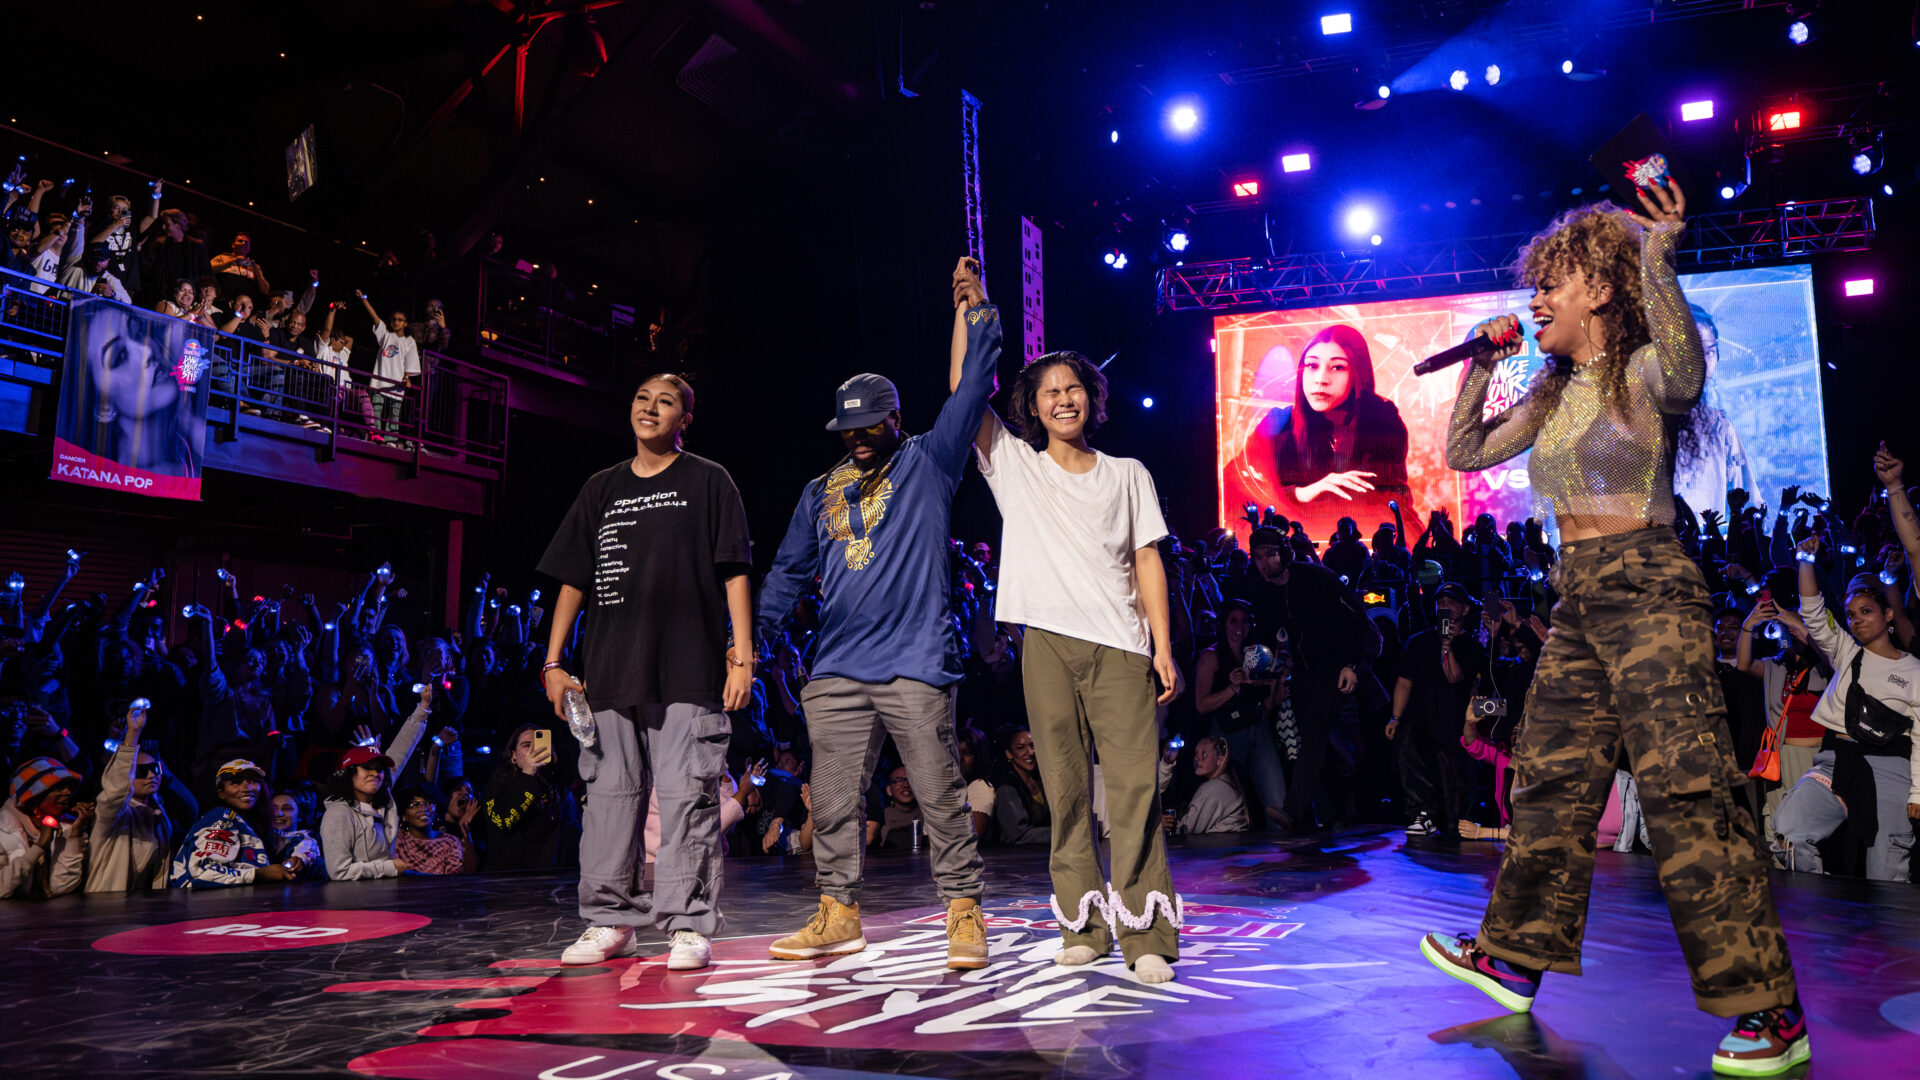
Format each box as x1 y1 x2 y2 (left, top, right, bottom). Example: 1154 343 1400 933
51 295 214 501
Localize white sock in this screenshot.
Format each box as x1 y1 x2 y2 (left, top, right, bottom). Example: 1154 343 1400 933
1132 955 1175 984
1055 945 1101 966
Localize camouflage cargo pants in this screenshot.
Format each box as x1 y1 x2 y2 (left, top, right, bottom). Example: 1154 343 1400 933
1478 526 1796 1016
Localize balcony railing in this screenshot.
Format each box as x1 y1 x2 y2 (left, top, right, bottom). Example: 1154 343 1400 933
474 258 634 381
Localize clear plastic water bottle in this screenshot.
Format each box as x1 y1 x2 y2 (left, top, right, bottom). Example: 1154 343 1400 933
562 688 596 748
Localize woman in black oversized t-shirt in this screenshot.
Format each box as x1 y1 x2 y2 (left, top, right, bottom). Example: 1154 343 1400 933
535 373 755 971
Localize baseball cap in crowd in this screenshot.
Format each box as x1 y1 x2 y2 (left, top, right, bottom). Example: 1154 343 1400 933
215 759 266 782
336 746 394 772
1434 582 1478 608
826 374 900 431
1248 527 1287 551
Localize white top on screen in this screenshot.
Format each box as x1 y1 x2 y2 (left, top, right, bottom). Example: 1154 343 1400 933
974 415 1168 657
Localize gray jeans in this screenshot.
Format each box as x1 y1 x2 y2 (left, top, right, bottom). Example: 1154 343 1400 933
1773 748 1915 881
802 676 983 905
576 703 730 933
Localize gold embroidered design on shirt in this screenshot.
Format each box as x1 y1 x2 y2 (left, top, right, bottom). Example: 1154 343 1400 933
822 462 895 571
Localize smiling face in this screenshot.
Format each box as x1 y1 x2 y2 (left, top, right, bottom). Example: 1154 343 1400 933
173 280 195 309
1005 731 1037 774
630 377 689 448
402 793 435 830
1300 341 1354 413
1528 265 1612 359
1032 362 1091 445
886 767 915 807
269 793 298 831
218 775 262 811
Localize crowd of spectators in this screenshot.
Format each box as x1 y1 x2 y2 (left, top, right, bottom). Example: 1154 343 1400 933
1 161 521 448
9 438 1919 897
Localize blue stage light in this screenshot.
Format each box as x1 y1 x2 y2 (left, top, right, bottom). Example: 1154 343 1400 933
1164 228 1190 253
1321 13 1351 35
1377 85 1391 100
1449 69 1469 91
1110 130 1119 144
1561 59 1574 74
1787 20 1810 45
1142 397 1155 409
1484 65 1502 86
1167 102 1200 137
1343 205 1377 237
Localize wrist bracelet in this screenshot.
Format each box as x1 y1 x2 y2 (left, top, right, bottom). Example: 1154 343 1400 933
540 660 564 674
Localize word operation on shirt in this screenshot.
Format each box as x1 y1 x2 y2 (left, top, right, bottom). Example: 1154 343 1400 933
594 491 687 605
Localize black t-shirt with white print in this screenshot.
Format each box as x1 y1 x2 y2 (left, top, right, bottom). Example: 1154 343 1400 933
536 453 752 713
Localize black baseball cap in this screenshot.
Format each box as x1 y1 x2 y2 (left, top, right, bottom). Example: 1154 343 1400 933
1249 526 1287 551
826 373 900 431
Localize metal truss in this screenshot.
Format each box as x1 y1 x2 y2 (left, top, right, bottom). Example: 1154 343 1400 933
961 90 986 273
1156 196 1874 312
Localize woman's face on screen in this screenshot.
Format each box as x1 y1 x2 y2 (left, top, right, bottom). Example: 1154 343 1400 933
1300 342 1353 413
93 314 179 420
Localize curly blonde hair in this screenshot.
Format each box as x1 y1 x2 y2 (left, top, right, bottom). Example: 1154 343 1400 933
1514 202 1651 416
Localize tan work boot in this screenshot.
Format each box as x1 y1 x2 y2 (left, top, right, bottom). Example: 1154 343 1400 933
770 895 866 960
946 897 989 969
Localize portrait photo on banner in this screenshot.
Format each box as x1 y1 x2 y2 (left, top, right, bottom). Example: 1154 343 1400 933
1214 264 1829 546
51 295 214 501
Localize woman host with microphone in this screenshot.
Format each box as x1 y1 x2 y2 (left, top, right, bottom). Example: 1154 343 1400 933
1415 179 1807 1078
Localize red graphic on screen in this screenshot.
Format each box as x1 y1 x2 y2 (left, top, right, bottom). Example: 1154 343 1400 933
1216 294 1540 545
94 909 431 955
323 897 1374 1052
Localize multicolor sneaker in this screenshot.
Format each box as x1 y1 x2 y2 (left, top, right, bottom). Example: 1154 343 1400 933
1419 932 1542 1013
1712 1005 1810 1076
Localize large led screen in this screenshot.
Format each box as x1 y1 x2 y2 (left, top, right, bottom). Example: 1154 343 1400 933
1215 265 1828 543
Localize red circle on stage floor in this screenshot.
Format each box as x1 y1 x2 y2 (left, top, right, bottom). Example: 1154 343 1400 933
94 909 432 955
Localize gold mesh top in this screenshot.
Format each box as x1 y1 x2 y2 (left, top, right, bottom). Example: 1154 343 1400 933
1446 222 1704 534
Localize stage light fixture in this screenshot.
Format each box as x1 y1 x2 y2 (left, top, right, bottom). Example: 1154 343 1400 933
1766 109 1803 131
1561 59 1574 74
1449 69 1469 91
1343 205 1378 237
1110 130 1119 144
1484 65 1502 87
1788 19 1811 46
1142 396 1155 409
1103 251 1116 266
1844 278 1874 297
1164 227 1191 253
1850 134 1884 176
1680 100 1714 121
1377 84 1392 100
1232 179 1261 197
1321 13 1352 35
1167 101 1201 137
1369 234 1382 246
1885 183 1895 196
1281 153 1312 173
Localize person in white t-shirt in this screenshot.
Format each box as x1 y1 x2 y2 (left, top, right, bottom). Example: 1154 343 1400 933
357 290 420 445
954 262 1183 985
1772 532 1920 881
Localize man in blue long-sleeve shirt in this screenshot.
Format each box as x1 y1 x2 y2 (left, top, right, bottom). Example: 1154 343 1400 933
758 257 998 971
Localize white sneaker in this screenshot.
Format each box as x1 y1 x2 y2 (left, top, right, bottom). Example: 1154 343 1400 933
561 925 639 965
668 930 711 971
1405 813 1435 837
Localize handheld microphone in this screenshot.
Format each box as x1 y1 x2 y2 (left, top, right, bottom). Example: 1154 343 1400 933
1413 319 1525 376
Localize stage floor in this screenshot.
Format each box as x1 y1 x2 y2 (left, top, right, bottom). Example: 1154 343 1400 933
9 827 1911 1078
